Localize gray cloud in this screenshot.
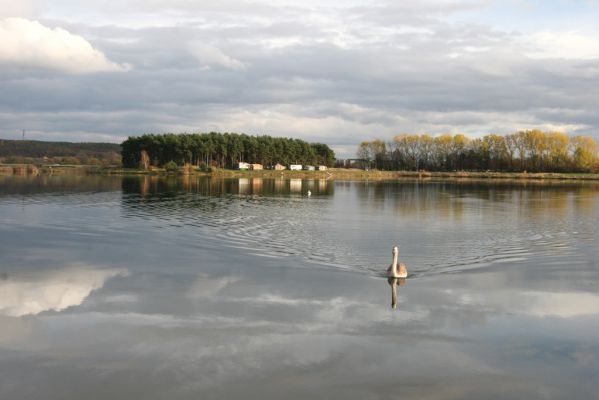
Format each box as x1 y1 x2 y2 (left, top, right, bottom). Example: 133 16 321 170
1 1 598 156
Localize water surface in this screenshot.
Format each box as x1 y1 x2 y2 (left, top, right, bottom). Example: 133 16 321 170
1 175 598 399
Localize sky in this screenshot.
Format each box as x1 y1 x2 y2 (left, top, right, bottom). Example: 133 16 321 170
1 0 599 157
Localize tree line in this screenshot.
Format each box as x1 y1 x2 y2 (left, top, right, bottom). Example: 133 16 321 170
121 132 335 169
357 130 599 173
0 139 121 166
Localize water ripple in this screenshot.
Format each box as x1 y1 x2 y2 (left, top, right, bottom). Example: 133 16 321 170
3 177 597 278
116 182 597 278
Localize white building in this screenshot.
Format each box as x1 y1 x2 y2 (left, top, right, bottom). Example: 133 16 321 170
318 165 328 171
289 164 302 170
238 162 250 170
304 165 315 171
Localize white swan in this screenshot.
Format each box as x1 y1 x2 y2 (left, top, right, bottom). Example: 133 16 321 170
307 190 312 197
386 246 407 278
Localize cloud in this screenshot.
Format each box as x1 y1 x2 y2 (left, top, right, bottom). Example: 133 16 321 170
0 18 129 73
0 2 37 18
1 2 599 156
526 31 599 60
189 43 245 70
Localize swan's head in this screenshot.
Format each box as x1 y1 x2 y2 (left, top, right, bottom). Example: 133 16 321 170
392 246 399 256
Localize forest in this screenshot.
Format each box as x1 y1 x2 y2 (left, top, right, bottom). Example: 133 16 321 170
0 139 121 166
357 130 599 173
121 132 336 169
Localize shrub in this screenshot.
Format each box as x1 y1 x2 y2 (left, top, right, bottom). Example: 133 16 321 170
198 161 212 172
164 161 178 172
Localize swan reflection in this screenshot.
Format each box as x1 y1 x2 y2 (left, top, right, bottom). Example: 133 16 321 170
388 277 406 309
0 265 127 317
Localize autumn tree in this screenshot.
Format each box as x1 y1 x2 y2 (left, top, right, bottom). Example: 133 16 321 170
355 130 598 173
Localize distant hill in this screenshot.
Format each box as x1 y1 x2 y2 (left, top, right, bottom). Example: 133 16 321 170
0 139 122 166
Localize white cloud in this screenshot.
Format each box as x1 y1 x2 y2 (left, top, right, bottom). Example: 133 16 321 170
189 43 245 70
0 2 36 18
526 31 599 60
0 17 129 73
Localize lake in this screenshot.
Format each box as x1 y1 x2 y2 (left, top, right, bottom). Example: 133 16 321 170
1 175 598 399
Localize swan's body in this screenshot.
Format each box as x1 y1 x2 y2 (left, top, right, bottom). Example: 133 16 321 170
386 246 407 278
307 190 311 197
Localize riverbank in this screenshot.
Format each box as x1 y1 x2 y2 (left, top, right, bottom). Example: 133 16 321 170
0 164 99 175
114 167 599 182
341 169 599 181
3 163 599 181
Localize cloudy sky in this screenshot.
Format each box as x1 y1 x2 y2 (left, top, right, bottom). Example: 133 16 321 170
1 0 599 157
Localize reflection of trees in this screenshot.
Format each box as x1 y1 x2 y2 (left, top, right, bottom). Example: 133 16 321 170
510 184 599 222
121 177 335 225
355 180 599 222
120 177 338 266
355 181 465 220
122 176 334 198
0 175 122 197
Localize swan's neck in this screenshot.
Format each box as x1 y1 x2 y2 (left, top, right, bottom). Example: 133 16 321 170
391 252 399 276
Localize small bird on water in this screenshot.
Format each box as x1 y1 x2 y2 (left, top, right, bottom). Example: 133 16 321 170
307 190 311 197
386 246 408 278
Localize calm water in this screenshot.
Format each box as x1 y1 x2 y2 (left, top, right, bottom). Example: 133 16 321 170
1 175 598 399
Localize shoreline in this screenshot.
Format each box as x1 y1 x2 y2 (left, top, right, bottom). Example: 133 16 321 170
3 164 599 182
93 166 599 182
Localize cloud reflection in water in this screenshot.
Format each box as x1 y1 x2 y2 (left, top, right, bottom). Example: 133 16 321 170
0 264 128 317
